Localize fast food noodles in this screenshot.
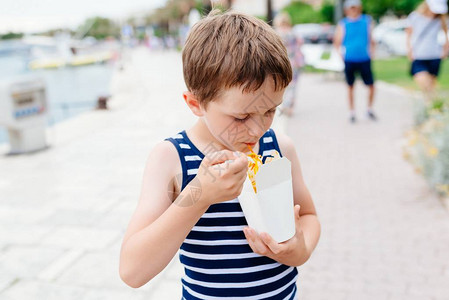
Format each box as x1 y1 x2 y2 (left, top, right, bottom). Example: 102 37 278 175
247 146 280 193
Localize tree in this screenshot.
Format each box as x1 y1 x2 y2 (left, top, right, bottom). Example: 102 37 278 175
0 32 24 40
283 1 326 24
362 0 423 20
320 1 335 23
77 17 120 40
390 0 423 16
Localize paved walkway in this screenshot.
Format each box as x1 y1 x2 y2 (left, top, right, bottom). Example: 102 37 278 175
0 48 448 300
288 75 449 300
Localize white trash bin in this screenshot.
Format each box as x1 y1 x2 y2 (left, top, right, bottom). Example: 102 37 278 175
0 76 48 154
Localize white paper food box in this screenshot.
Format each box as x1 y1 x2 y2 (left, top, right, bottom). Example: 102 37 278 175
239 157 295 243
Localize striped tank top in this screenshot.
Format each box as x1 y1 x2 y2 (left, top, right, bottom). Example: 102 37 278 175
165 129 299 299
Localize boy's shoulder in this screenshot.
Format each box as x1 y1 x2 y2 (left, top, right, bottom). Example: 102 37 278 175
151 139 179 156
273 130 298 161
146 139 182 176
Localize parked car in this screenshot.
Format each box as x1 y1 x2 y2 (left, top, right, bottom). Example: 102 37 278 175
319 24 335 44
373 18 449 57
372 20 408 56
293 23 335 44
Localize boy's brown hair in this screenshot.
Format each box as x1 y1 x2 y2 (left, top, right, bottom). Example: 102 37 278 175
182 10 292 108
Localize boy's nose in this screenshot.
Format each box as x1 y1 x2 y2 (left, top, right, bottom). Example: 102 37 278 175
246 120 265 137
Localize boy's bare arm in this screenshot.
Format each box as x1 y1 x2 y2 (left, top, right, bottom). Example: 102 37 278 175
243 132 320 267
277 132 320 265
119 142 248 288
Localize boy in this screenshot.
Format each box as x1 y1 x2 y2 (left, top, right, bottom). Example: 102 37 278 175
119 10 320 299
334 0 377 123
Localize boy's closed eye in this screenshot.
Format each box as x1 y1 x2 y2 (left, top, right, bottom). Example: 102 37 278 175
235 115 250 123
234 109 277 123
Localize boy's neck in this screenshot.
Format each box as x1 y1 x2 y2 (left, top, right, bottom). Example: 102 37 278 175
187 119 228 155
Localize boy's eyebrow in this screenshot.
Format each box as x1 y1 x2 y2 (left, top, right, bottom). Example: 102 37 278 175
234 102 282 115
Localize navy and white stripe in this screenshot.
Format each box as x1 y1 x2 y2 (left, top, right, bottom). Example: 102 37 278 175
165 129 298 299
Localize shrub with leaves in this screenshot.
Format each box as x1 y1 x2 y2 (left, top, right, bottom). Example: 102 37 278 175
405 98 449 197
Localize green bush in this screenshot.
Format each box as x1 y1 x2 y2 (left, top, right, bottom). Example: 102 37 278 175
0 32 23 40
283 1 324 24
405 98 449 198
320 1 334 24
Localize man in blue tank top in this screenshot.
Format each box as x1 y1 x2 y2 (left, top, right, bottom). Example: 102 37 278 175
334 0 377 123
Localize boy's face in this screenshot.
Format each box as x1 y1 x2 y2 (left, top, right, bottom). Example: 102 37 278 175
201 78 284 153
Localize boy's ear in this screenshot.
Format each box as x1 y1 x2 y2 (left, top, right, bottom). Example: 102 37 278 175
183 91 204 117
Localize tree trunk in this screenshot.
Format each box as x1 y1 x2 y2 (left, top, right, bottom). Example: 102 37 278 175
334 0 344 23
267 0 273 26
203 0 212 14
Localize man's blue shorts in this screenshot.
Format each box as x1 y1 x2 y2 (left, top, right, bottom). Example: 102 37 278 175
410 59 441 77
344 60 374 86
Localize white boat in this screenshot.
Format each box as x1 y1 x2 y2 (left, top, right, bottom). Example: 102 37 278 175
23 34 118 70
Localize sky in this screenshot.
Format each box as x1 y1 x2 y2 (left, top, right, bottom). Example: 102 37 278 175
0 0 167 34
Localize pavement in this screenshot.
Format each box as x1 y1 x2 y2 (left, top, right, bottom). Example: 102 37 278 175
0 47 449 300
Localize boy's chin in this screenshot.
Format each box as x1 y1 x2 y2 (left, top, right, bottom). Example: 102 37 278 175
223 143 246 153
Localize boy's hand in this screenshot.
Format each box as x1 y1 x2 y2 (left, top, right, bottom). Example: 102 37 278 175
196 150 248 207
243 205 308 266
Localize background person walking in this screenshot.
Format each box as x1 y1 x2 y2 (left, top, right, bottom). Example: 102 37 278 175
274 12 305 117
334 0 376 123
406 0 449 102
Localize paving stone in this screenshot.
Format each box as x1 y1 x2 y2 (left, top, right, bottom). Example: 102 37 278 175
56 251 123 288
1 280 85 300
150 279 183 299
39 227 120 250
0 271 16 293
38 209 105 227
0 206 54 226
82 287 150 300
38 250 84 281
0 225 53 247
0 245 64 279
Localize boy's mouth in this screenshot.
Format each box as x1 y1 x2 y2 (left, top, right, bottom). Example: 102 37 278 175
244 142 257 147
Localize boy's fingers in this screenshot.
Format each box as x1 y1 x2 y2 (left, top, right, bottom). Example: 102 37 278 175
260 232 283 254
203 150 238 167
244 228 261 254
295 205 301 219
233 158 249 176
227 156 248 174
249 229 270 254
294 205 301 230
